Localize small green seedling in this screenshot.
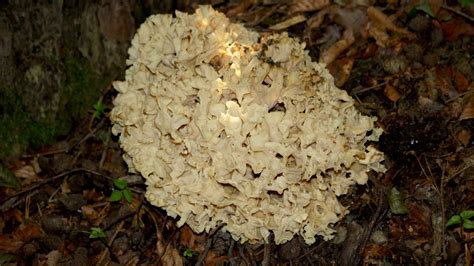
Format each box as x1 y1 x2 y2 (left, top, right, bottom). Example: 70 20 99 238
183 248 194 258
110 178 133 204
414 2 435 17
89 227 107 239
93 99 106 119
446 210 474 230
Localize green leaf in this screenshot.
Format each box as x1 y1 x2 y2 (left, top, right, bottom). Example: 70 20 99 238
113 179 128 190
415 3 435 17
109 190 123 202
123 188 133 203
460 210 474 220
388 187 408 215
183 249 193 258
93 100 106 119
0 163 21 190
446 215 461 227
89 227 106 239
463 219 474 229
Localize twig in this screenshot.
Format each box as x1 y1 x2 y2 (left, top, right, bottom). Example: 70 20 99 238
0 167 115 205
354 185 386 265
441 4 474 23
97 220 124 265
352 81 387 95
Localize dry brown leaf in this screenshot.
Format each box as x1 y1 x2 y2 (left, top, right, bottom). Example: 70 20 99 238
440 18 474 42
12 165 35 179
226 0 256 17
457 129 471 146
327 57 355 87
307 7 331 29
81 205 101 224
367 7 411 35
367 25 389 47
384 83 401 102
269 14 307 30
0 235 23 253
179 225 206 253
460 93 474 120
320 29 355 64
290 0 330 13
156 224 183 265
366 6 412 47
0 223 42 253
204 251 230 266
158 243 183 266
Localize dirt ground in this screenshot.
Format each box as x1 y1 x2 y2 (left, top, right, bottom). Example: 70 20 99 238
0 0 473 265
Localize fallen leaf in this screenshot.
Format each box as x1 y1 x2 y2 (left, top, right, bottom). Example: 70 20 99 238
179 225 206 253
435 66 457 98
13 223 42 241
307 7 331 29
81 205 101 224
12 164 41 186
362 244 391 263
460 93 474 120
0 235 23 253
204 251 229 266
46 250 62 266
269 14 307 30
384 83 401 102
388 187 407 215
440 18 474 42
320 29 355 64
226 0 255 17
457 129 471 146
453 70 470 92
0 223 42 253
290 0 330 13
327 57 355 87
156 224 183 265
158 242 183 266
366 6 413 47
367 7 411 35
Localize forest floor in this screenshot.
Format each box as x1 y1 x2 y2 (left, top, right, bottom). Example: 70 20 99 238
1 0 473 265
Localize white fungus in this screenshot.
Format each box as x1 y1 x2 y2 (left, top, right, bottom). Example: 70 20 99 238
111 6 385 245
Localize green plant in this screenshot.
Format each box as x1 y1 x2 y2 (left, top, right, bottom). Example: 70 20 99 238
93 99 106 119
110 179 133 203
89 227 107 239
414 2 435 17
446 210 474 230
183 248 194 258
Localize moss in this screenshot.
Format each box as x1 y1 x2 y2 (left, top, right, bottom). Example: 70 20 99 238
0 57 111 160
0 90 58 158
61 57 110 123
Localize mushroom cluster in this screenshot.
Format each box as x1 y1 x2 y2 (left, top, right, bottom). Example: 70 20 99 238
111 6 385 244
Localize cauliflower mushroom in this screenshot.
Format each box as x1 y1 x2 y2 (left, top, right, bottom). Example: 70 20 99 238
111 6 386 245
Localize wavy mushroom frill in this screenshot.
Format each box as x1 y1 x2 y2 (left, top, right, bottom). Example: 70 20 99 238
111 6 386 245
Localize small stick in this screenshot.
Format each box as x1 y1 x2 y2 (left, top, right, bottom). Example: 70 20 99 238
0 167 115 205
441 4 474 23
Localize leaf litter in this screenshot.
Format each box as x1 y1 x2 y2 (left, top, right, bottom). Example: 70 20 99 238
0 0 473 264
